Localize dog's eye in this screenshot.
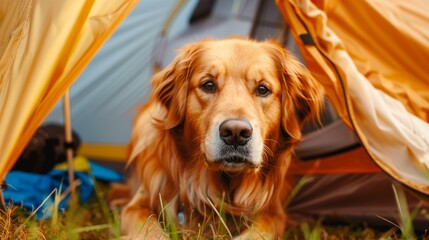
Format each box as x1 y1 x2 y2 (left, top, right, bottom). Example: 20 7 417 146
201 81 216 93
256 84 271 97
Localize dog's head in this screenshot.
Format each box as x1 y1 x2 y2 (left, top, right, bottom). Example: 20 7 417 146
151 38 323 172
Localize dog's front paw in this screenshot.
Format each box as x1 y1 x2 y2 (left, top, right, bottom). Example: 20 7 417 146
126 228 169 240
234 229 274 240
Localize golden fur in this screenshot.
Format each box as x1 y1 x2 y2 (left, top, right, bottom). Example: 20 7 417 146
121 38 324 239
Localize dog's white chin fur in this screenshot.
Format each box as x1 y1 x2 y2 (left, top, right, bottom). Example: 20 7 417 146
204 159 259 173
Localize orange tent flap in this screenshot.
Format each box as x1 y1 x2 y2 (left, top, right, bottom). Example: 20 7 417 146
0 0 139 181
276 0 429 194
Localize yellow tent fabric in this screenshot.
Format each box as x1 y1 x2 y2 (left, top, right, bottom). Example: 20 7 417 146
0 0 138 181
276 0 429 194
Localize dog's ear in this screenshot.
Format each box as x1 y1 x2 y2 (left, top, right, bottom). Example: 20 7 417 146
265 41 324 142
151 43 201 129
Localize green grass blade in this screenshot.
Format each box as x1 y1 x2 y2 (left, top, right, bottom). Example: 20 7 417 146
392 184 417 240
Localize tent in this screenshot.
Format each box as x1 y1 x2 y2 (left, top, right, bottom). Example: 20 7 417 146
1 0 428 230
0 0 139 200
276 0 429 228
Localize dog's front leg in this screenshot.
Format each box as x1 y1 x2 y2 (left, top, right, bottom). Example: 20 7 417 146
235 198 287 240
234 212 286 240
121 187 167 240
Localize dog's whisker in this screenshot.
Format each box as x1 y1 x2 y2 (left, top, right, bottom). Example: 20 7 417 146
191 135 204 145
264 138 281 147
262 144 275 159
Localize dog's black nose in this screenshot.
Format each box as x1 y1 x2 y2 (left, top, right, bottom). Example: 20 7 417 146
219 119 252 147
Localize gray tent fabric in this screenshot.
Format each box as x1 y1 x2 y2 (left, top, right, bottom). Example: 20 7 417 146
45 0 200 144
45 0 257 145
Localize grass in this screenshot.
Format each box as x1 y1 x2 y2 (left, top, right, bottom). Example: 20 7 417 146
0 179 428 239
0 181 121 240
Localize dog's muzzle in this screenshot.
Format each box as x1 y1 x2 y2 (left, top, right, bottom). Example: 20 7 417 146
216 119 254 167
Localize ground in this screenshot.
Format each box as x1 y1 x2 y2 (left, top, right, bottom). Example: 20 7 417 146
1 181 427 239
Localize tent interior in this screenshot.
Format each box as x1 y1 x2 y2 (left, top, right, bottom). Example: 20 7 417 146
2 0 429 232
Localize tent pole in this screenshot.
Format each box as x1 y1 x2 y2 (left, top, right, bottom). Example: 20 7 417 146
0 188 5 208
63 90 75 195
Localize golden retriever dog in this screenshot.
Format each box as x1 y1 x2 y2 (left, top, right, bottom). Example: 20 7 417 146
121 37 324 239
